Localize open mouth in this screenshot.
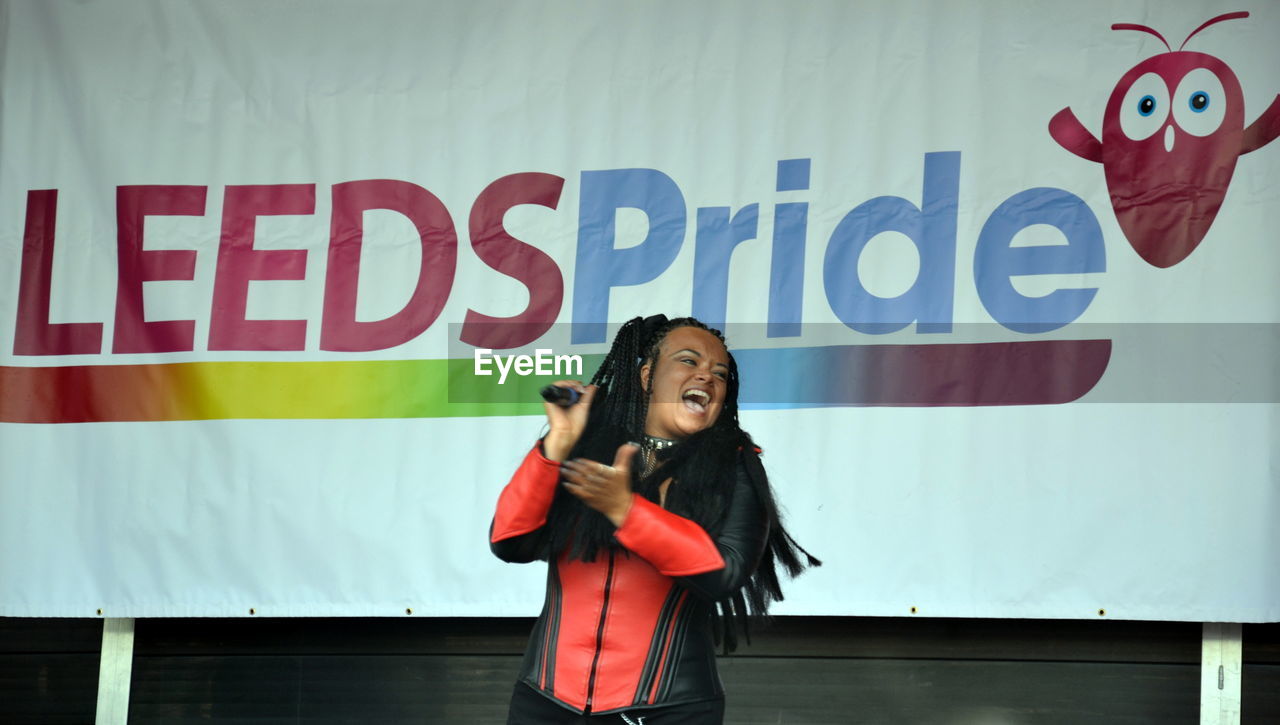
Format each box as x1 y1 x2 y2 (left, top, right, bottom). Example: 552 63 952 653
681 388 711 414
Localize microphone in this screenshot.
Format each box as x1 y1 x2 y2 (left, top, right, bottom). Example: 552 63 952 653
540 385 581 407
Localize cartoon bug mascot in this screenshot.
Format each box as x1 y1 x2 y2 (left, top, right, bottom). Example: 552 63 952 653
1049 11 1280 268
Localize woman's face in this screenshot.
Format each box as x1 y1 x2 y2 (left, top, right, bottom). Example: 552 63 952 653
640 326 730 440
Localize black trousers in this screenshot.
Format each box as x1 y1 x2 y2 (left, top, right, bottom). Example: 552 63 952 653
506 682 725 725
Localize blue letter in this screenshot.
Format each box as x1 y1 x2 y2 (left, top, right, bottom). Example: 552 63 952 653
974 188 1104 333
573 169 686 343
692 204 758 329
769 159 811 337
823 151 959 334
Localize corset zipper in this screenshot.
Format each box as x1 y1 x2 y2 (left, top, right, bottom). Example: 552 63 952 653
584 550 616 711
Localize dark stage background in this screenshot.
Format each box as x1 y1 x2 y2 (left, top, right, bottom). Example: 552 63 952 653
2 616 1277 723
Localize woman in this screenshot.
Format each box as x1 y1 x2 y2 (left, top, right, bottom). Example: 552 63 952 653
490 315 818 724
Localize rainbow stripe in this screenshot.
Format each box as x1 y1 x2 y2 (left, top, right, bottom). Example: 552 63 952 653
0 359 579 423
0 340 1111 423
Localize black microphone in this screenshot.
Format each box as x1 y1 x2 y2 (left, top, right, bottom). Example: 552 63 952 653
540 385 581 407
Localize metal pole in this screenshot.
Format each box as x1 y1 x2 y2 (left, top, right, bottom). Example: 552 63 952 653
1200 622 1242 725
95 618 135 725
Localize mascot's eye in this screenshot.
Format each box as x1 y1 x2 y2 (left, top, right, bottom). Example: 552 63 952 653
1120 73 1168 140
1173 69 1226 137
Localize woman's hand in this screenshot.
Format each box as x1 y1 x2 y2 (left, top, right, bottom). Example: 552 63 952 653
560 443 640 527
541 381 597 462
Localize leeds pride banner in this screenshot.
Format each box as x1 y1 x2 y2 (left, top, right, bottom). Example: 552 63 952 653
1 0 1277 621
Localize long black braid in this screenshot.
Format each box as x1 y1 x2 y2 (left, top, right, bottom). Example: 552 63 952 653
543 315 820 652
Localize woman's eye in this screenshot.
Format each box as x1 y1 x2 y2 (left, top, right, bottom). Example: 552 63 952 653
714 371 728 380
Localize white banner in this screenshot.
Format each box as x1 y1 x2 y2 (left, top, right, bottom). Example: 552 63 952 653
1 0 1277 620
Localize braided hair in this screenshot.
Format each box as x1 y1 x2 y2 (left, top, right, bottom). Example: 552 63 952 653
543 314 820 652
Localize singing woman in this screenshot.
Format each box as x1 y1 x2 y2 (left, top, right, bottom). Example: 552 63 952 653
490 315 818 724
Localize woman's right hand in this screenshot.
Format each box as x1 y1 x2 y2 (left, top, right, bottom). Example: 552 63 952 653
541 381 597 462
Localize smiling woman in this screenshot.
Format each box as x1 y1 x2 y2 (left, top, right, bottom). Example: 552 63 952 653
488 314 819 724
640 326 730 442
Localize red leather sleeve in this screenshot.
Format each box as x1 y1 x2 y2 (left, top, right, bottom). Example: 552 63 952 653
490 442 561 543
614 495 726 576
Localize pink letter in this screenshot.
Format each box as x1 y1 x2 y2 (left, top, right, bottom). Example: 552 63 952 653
112 185 207 354
209 184 315 351
321 180 457 352
13 190 104 355
460 173 565 349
